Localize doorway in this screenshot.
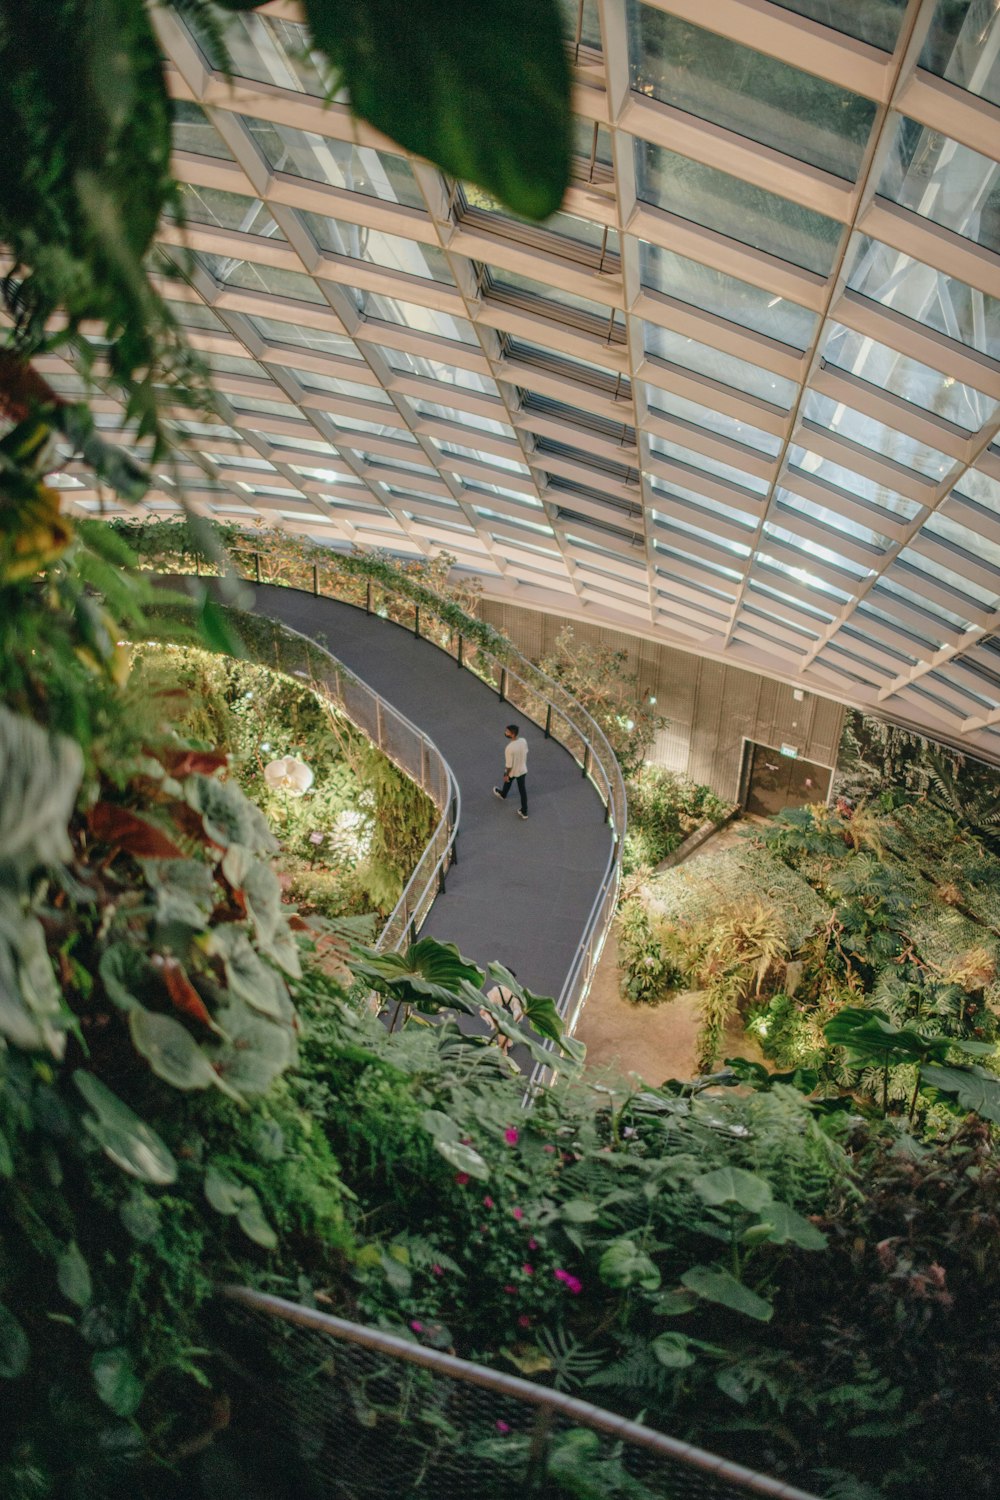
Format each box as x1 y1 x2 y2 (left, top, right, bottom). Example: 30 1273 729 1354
742 742 833 818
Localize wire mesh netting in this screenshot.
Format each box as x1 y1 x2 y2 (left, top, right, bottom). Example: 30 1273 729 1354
218 1294 818 1500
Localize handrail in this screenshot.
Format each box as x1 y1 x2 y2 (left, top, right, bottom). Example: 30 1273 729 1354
137 542 625 1034
222 1286 821 1500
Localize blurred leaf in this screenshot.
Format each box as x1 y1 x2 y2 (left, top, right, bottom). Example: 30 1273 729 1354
0 1303 30 1378
303 0 571 220
91 1347 143 1416
651 1331 695 1370
757 1201 827 1250
434 1137 489 1180
74 1071 178 1185
0 706 82 872
57 1242 93 1308
87 803 183 859
129 1009 238 1096
598 1238 661 1292
923 1063 1000 1124
690 1167 773 1214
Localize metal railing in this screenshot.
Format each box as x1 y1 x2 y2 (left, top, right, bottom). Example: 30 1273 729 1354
150 543 626 1035
220 1287 820 1500
142 599 459 955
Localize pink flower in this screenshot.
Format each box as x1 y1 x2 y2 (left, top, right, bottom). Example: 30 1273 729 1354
528 1238 538 1251
504 1127 519 1146
554 1268 583 1295
542 1145 555 1154
517 1315 531 1329
522 1264 534 1276
503 1284 517 1295
483 1195 495 1209
512 1207 524 1221
410 1320 424 1333
455 1173 470 1187
431 1264 444 1277
496 1420 510 1434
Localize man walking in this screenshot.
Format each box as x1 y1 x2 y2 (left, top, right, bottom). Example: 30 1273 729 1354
493 723 528 820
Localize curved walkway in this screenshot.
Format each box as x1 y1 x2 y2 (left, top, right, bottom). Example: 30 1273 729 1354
238 584 613 1007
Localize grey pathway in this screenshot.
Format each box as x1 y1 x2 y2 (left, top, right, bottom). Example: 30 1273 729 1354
232 584 613 1006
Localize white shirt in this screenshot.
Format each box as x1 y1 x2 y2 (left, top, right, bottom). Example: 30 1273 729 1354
505 735 528 777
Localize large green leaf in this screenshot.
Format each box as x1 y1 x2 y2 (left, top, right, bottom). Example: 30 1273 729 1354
302 0 571 221
757 1201 827 1251
824 1008 943 1067
129 1009 232 1094
680 1265 773 1322
208 1003 293 1095
204 1165 278 1249
0 1304 30 1379
923 1063 1000 1125
690 1167 773 1214
57 1242 93 1308
433 1137 489 1180
353 936 485 1009
208 925 291 1022
0 707 83 873
91 1347 143 1417
651 1332 695 1370
598 1238 661 1292
186 776 277 854
0 895 68 1056
73 1071 177 1185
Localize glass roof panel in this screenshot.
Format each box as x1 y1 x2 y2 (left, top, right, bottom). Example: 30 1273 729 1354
303 212 455 282
878 116 1000 255
919 0 1000 108
640 243 818 348
645 385 782 457
178 184 285 239
644 323 797 408
171 101 234 160
244 118 425 207
635 139 843 274
627 4 876 179
802 390 955 479
844 233 1000 360
821 320 999 431
768 0 907 51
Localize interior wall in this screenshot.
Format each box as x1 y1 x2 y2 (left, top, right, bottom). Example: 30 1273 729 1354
478 600 846 804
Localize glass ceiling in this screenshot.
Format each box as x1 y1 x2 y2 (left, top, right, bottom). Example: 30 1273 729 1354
50 0 1000 760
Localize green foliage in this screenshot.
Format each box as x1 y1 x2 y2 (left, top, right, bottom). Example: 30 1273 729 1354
622 766 734 874
615 896 683 1004
539 628 668 778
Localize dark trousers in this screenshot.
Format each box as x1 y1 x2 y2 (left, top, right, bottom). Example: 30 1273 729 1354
500 774 528 814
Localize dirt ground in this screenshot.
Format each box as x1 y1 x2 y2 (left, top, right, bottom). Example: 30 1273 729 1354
575 820 764 1088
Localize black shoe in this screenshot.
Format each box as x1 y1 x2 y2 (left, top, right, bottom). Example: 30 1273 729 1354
493 787 504 799
517 810 528 820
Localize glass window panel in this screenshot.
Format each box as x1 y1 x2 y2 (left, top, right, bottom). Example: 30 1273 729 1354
845 234 1000 360
171 101 233 159
573 117 614 169
895 548 998 606
822 320 998 431
653 543 744 579
171 420 240 441
164 298 227 332
786 444 922 519
303 211 454 283
413 400 513 437
202 350 265 378
775 487 891 549
326 414 411 440
924 510 1000 568
485 265 623 334
244 117 424 206
749 576 834 622
290 462 357 483
802 389 954 479
635 140 842 275
177 184 284 239
226 393 299 417
768 0 907 51
359 453 436 477
756 553 853 601
505 337 627 394
646 385 782 457
762 522 872 576
560 0 601 49
954 464 1000 512
382 348 498 393
474 507 554 534
461 188 619 260
648 434 769 494
874 574 970 630
644 323 797 408
188 12 334 96
878 116 1000 255
920 0 1000 108
248 315 360 358
627 4 876 180
208 453 276 472
640 243 817 349
193 251 326 303
649 482 757 529
295 371 391 403
435 443 528 474
462 479 543 504
360 294 477 343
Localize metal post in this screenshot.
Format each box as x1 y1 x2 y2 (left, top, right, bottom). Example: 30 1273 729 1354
414 605 420 638
499 667 508 703
313 562 319 595
366 579 373 614
254 552 261 584
450 796 458 865
457 634 464 669
438 863 447 895
582 745 590 779
544 703 552 739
